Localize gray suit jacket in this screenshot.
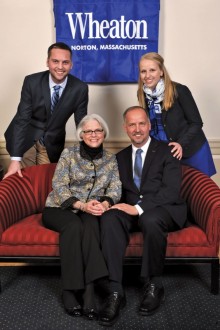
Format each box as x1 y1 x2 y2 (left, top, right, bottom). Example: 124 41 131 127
5 70 88 162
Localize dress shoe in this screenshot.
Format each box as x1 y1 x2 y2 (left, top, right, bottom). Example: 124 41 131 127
62 290 82 317
139 282 165 316
83 308 97 320
65 305 82 317
99 292 126 326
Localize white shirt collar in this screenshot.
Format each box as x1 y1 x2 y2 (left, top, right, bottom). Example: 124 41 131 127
132 136 151 155
49 74 68 90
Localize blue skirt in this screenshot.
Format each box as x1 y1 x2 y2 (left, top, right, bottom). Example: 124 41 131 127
181 141 216 177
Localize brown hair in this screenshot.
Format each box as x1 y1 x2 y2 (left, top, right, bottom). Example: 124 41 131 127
137 52 177 111
47 42 72 59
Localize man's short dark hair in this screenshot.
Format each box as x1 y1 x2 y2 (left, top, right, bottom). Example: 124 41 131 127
47 42 72 59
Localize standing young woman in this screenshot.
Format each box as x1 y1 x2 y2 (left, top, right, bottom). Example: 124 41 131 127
137 52 216 177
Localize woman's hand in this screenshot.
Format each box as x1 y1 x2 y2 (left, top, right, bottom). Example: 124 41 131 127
84 200 109 216
168 142 183 160
74 200 110 216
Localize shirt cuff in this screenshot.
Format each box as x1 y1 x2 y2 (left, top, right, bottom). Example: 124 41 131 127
134 204 144 216
61 196 79 209
98 196 114 206
11 157 22 161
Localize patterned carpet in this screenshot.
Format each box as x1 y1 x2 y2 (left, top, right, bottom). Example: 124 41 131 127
0 264 219 330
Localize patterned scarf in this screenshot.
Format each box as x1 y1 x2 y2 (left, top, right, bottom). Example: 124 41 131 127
143 79 168 141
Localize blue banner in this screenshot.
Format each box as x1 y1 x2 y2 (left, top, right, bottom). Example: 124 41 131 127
53 0 160 83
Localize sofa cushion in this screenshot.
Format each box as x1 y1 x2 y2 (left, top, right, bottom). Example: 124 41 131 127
125 224 217 258
1 214 215 258
1 214 59 245
0 214 60 256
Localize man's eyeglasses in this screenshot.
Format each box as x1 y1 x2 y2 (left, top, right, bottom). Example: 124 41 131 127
82 129 104 135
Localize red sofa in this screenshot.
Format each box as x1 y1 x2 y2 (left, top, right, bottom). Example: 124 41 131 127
0 163 219 294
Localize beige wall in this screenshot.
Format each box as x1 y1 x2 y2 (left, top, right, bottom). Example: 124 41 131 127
0 0 220 186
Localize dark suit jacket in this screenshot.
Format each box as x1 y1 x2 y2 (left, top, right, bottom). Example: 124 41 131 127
116 138 187 228
147 83 206 158
5 70 88 162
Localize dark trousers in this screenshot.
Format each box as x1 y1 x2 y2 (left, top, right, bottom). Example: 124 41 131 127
100 207 178 283
42 208 108 290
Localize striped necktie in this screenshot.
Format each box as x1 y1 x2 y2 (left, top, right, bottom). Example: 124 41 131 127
134 149 143 189
51 85 61 113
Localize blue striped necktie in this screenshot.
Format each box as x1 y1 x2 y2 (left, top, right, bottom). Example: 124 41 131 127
51 85 61 113
134 149 143 189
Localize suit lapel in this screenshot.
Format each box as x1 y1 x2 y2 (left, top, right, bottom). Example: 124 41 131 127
125 145 133 179
42 72 51 118
141 139 159 185
121 146 138 189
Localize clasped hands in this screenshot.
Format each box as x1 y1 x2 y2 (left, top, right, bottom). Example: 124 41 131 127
85 200 138 216
88 201 139 216
74 200 138 216
74 200 110 216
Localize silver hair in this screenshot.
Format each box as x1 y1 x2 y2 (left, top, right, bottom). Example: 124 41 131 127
76 114 109 140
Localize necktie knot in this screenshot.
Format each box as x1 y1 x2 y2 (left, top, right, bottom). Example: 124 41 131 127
53 85 61 93
136 149 143 155
134 149 143 190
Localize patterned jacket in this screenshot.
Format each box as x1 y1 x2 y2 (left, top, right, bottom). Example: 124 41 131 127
45 142 122 208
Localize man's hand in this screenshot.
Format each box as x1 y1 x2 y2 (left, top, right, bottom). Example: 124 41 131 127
111 203 139 216
3 160 23 179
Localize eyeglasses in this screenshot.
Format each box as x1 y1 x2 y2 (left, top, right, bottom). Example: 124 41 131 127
82 129 104 135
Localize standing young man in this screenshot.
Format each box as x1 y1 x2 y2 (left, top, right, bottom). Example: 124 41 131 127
4 42 88 179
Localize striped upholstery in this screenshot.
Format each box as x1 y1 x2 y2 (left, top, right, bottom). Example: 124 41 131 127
0 214 59 256
126 166 220 258
25 163 57 212
180 165 220 245
0 164 220 258
0 164 57 256
126 225 218 258
0 173 37 237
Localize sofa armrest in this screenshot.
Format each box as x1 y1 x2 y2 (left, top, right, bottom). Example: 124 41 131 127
181 166 220 248
0 173 37 237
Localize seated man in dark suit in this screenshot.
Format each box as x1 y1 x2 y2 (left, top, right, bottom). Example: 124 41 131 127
4 42 88 179
99 106 187 326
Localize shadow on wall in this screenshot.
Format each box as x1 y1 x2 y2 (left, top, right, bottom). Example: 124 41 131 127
88 84 137 140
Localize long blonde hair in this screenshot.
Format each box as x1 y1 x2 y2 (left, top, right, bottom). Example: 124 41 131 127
137 52 176 111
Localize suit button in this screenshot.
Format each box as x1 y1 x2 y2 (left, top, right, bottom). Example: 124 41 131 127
140 195 143 199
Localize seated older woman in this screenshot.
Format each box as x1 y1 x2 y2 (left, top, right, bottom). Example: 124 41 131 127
42 114 121 320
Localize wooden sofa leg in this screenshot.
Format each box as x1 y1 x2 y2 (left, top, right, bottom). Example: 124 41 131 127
211 258 219 295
